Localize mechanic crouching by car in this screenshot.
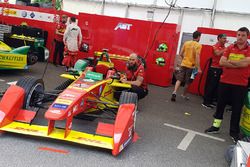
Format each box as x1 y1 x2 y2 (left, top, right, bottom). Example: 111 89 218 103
120 53 148 99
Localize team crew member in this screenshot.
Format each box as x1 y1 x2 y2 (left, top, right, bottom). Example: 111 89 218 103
171 31 202 101
205 27 250 142
202 34 227 109
120 53 148 99
63 17 82 70
53 15 67 66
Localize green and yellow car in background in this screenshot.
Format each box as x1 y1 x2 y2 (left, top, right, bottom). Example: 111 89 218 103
0 41 38 70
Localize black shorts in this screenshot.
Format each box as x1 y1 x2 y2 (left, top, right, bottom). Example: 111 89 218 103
175 66 193 84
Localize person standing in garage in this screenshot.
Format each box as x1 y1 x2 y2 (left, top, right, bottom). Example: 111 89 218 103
205 27 250 142
53 15 67 66
63 16 82 70
202 34 227 109
171 30 202 102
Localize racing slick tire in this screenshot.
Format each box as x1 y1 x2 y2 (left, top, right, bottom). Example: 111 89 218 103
119 91 138 105
27 51 38 65
16 76 44 111
54 79 74 90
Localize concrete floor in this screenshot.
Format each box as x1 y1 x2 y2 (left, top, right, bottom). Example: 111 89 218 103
0 62 234 167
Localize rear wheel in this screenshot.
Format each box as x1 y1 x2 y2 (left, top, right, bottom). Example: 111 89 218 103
27 52 38 65
16 76 44 111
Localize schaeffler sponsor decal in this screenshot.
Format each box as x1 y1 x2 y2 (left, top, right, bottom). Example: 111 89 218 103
0 55 24 62
49 110 61 114
52 103 68 109
72 137 104 145
55 99 73 105
114 23 132 30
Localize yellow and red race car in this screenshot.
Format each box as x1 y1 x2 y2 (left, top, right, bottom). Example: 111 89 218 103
0 41 38 69
0 59 138 156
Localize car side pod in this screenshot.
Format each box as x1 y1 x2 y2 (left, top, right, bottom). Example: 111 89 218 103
0 85 25 127
9 46 30 55
112 104 136 156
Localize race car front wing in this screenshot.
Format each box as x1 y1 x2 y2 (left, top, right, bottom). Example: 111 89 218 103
0 85 136 156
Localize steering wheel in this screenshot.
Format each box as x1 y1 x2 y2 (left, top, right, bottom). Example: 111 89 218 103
107 67 119 79
110 73 121 80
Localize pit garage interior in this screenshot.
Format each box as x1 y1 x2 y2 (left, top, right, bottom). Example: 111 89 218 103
0 0 250 167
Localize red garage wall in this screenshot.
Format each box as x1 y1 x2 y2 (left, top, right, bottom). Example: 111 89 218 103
78 13 181 86
0 3 180 86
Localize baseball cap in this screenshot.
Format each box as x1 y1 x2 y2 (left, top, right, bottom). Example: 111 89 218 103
218 34 227 39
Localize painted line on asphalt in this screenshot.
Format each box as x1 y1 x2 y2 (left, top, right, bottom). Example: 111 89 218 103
177 131 196 151
0 79 5 82
38 147 69 154
164 123 225 151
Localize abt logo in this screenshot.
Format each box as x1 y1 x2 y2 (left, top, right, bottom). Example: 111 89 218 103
114 23 132 30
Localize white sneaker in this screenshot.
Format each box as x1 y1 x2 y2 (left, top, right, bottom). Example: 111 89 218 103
202 103 214 109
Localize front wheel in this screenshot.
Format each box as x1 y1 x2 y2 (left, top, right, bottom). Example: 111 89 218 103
54 79 74 91
119 91 138 105
16 76 44 111
119 91 138 130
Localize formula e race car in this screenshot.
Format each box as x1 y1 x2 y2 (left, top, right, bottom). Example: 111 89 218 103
0 59 138 156
0 41 38 69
